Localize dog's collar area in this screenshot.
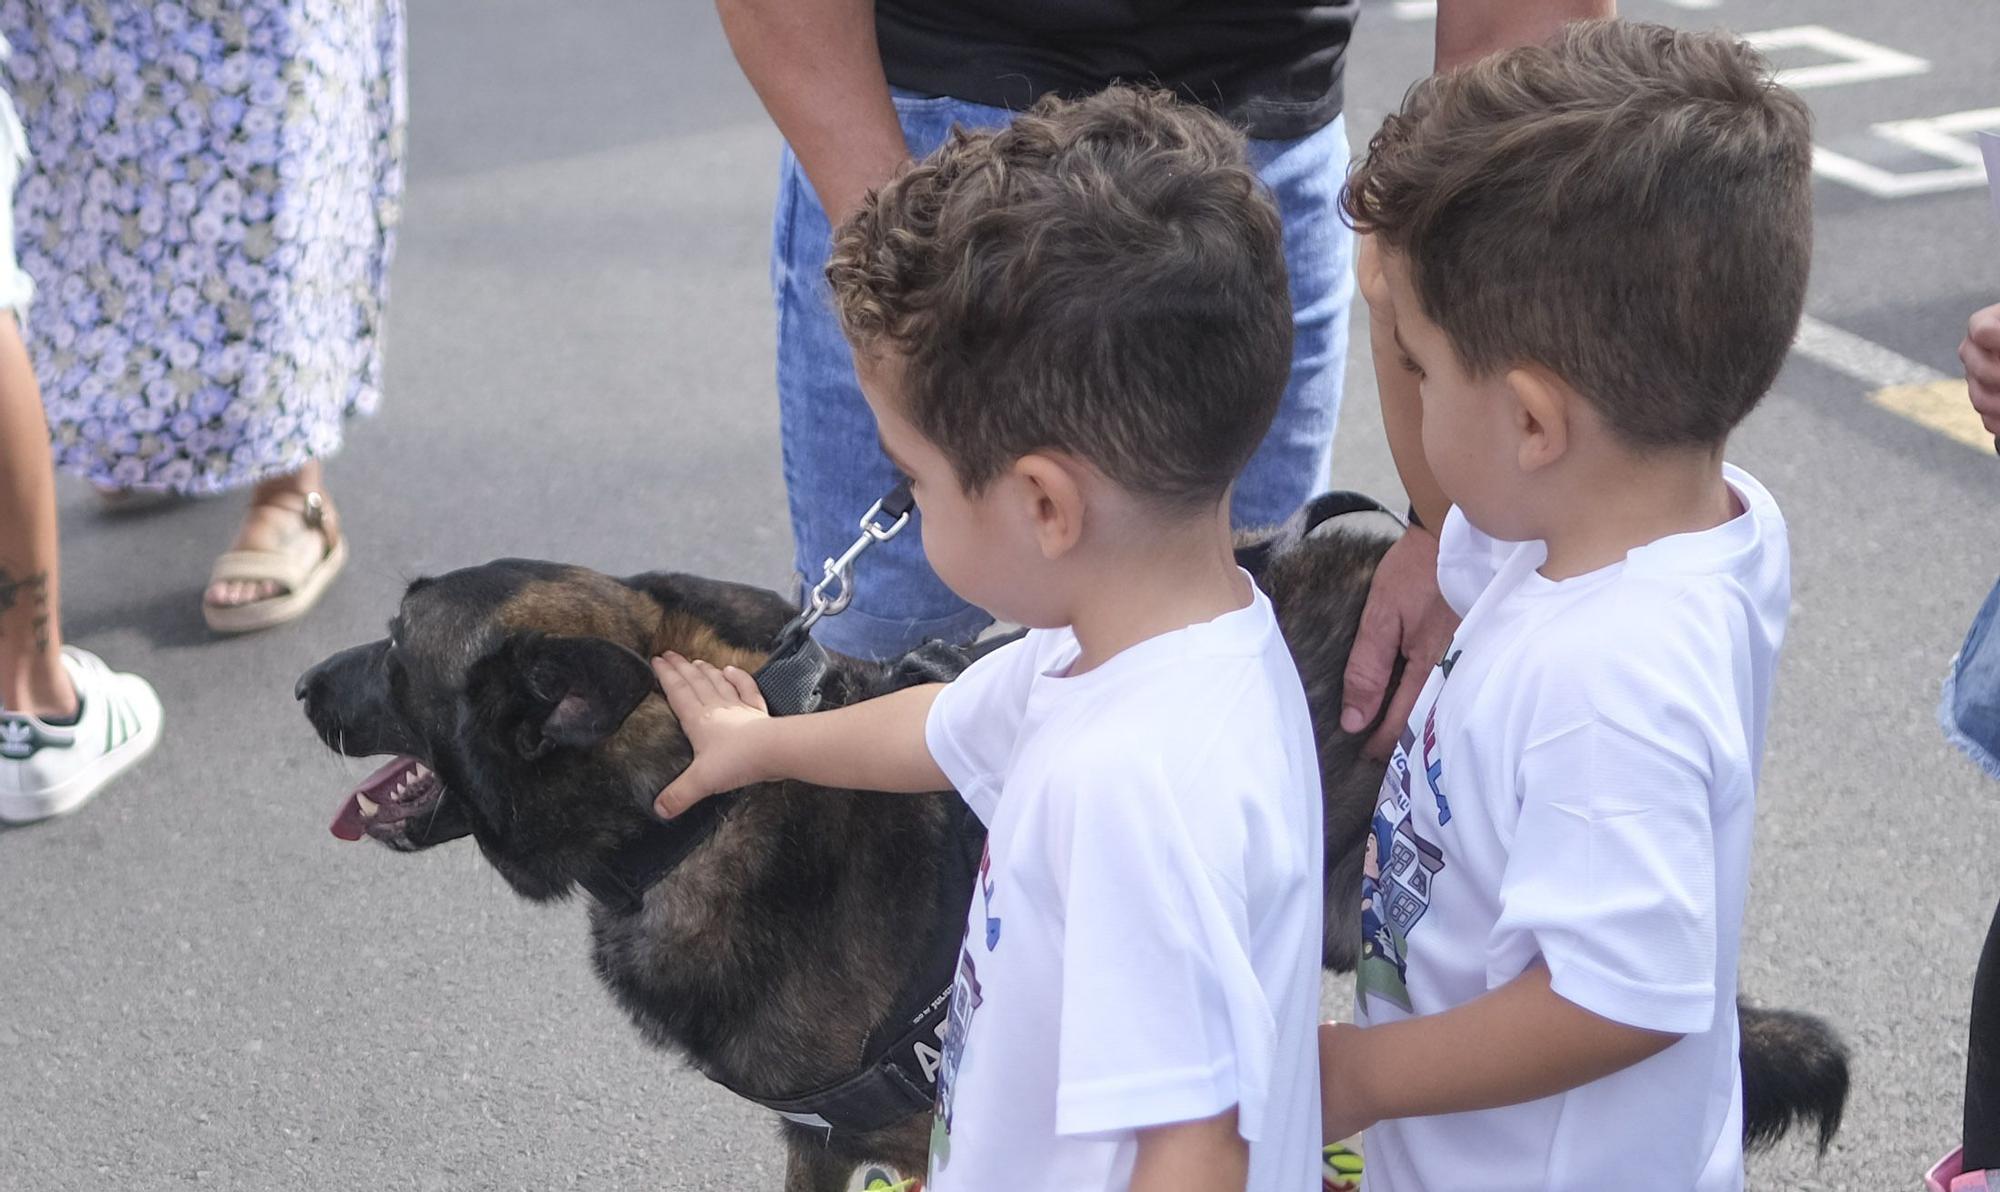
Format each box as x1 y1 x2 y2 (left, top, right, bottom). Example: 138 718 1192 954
1233 489 1398 578
752 622 833 717
578 795 738 913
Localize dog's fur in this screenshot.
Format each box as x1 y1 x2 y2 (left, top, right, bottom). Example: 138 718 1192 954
299 524 1847 1189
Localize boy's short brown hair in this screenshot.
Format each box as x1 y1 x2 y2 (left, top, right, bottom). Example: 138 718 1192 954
1344 20 1813 447
828 86 1292 507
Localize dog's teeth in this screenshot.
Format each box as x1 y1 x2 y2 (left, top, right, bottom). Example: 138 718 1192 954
356 794 380 817
413 763 430 778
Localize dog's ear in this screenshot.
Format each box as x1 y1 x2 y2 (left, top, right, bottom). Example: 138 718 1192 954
513 634 656 756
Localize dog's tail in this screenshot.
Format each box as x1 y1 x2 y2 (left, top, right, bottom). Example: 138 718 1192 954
1738 1001 1850 1154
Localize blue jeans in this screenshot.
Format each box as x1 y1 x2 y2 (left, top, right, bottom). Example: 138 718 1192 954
772 92 1354 660
1943 576 2000 780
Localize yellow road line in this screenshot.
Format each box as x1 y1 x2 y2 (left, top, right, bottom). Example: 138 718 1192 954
1868 379 1996 453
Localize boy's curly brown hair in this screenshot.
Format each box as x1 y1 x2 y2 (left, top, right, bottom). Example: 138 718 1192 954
827 85 1292 507
1345 20 1813 447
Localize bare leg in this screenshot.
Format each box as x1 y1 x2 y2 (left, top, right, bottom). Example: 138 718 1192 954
0 312 74 719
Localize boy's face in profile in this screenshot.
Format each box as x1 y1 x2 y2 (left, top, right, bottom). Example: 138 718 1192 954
855 352 1053 629
1379 249 1531 540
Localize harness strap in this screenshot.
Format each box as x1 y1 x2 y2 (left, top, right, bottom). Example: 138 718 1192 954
752 621 835 716
1234 490 1398 580
713 797 985 1134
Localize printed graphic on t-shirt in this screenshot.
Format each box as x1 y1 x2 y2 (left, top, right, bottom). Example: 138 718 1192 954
979 844 1001 950
1357 722 1447 1014
929 845 991 1176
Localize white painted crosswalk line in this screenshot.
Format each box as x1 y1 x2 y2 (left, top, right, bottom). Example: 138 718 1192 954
1812 108 2000 199
1743 26 1930 90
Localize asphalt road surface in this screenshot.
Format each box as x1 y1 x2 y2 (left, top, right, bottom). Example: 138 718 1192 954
2 1 1996 1188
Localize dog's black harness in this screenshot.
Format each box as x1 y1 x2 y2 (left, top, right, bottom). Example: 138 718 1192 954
719 794 982 1135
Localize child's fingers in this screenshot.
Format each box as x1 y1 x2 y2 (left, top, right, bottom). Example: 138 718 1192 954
651 652 701 715
721 665 768 712
689 658 738 704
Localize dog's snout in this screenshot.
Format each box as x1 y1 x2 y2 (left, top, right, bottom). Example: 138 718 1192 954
296 658 332 704
297 640 398 757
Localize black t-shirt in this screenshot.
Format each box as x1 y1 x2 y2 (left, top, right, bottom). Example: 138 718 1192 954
875 0 1357 140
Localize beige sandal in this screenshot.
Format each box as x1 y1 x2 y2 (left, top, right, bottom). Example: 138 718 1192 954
202 491 350 634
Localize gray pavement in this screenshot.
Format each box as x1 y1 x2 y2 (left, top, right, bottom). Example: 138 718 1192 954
1 0 1996 1187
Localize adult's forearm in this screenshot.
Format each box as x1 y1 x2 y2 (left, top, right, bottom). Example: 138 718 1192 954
715 0 911 225
1434 0 1615 71
754 682 951 793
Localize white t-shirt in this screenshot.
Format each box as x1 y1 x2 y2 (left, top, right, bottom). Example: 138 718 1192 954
922 580 1324 1192
1354 464 1789 1192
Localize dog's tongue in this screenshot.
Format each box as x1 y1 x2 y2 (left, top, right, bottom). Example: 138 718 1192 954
330 790 369 841
330 756 420 841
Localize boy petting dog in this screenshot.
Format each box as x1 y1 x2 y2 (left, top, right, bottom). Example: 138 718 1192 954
655 87 1328 1190
655 17 1814 1192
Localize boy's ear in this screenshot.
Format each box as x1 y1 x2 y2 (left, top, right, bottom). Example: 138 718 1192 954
1012 452 1087 560
1507 367 1570 473
512 634 657 756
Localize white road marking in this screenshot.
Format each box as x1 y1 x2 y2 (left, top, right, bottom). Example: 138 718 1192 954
1812 108 2000 198
1391 1 1435 20
1792 317 1992 451
1793 315 1947 388
1742 26 1930 90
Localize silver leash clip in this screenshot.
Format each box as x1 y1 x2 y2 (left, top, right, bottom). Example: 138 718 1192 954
798 485 914 632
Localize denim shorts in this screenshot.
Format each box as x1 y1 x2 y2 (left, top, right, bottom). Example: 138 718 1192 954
1944 576 2000 780
771 91 1354 660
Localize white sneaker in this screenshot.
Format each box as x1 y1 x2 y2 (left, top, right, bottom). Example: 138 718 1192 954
0 646 163 823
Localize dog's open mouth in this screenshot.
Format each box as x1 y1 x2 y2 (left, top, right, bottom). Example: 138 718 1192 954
331 756 444 842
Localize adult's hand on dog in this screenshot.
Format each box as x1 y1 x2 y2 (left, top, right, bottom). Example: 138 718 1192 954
652 651 773 819
1964 302 2000 437
1342 527 1459 760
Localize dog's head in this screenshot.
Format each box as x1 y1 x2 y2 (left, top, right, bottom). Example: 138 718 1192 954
296 560 793 901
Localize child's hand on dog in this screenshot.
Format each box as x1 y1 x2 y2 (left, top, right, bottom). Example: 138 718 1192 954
652 651 773 818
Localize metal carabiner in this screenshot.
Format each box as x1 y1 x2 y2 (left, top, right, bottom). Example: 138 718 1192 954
797 483 914 632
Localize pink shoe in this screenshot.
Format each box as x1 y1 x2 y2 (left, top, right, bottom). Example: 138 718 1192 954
1929 1149 2000 1192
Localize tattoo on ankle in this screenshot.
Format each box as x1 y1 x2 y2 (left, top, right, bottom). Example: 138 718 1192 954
0 566 48 618
32 612 51 653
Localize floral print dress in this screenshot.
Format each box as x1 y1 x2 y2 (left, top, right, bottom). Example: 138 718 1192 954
0 0 404 495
